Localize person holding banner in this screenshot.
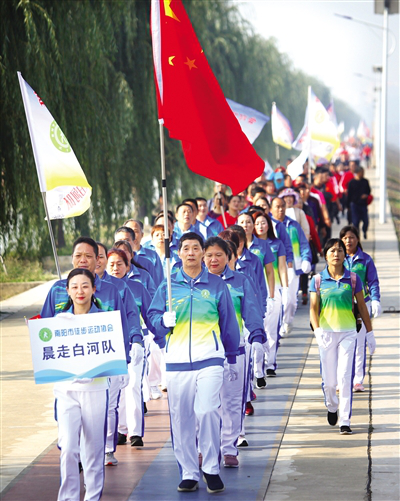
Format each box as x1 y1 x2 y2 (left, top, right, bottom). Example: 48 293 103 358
53 268 108 501
148 233 240 494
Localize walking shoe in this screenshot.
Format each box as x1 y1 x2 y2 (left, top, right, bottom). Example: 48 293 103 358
245 401 254 415
198 452 203 467
160 384 167 392
237 436 248 447
302 294 308 305
256 377 267 389
117 432 127 445
251 390 257 401
223 455 239 468
177 480 199 492
143 402 148 414
340 425 353 435
266 369 276 377
354 383 365 392
79 461 83 474
202 472 225 494
104 452 118 466
130 435 144 447
327 411 338 426
284 322 293 334
151 385 162 400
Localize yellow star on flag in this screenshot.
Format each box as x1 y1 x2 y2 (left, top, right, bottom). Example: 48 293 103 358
164 0 180 22
169 56 175 66
184 57 197 70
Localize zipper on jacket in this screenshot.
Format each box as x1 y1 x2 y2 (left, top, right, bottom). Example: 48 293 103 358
189 279 194 365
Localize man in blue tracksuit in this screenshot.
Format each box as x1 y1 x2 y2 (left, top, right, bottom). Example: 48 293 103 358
148 233 240 495
270 198 311 334
41 237 142 361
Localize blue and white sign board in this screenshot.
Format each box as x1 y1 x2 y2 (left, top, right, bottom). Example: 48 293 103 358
28 311 128 384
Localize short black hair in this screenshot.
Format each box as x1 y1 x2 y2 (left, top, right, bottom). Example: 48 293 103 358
204 236 229 255
195 197 207 203
182 198 198 210
176 203 193 213
251 186 266 198
66 268 95 288
72 237 99 257
96 242 108 255
114 226 136 242
339 225 363 251
178 232 204 250
218 229 240 249
323 238 346 259
123 219 144 230
230 225 247 247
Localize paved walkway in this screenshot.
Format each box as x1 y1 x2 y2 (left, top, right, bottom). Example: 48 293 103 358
1 169 399 500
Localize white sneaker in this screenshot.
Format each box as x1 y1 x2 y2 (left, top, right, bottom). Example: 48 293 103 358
104 452 118 466
283 322 293 335
151 385 162 400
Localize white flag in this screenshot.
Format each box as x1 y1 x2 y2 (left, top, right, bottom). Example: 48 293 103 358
226 98 270 144
18 72 91 219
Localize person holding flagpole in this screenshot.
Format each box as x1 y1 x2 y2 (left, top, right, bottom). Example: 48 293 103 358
148 233 240 494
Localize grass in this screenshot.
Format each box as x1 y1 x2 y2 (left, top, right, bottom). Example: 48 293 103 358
0 256 57 283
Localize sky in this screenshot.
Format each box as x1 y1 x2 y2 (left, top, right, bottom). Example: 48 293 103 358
237 0 399 147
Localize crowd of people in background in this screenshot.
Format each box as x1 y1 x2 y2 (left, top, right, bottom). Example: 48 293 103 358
39 138 381 500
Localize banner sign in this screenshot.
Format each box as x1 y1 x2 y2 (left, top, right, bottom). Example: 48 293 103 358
28 311 128 384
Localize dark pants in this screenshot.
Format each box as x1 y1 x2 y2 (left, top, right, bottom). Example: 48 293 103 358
350 202 369 235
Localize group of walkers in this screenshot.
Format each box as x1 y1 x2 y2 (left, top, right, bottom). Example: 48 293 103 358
39 153 381 500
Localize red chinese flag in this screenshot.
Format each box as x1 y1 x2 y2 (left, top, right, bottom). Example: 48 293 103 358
150 0 264 194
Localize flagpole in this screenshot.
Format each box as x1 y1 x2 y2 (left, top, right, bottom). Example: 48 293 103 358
217 191 227 229
275 144 280 168
158 119 173 313
41 193 62 279
307 86 313 185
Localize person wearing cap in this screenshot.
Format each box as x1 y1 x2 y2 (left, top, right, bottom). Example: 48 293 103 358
278 188 310 240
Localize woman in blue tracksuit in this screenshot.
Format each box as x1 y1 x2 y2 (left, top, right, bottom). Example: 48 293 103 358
203 237 266 468
340 225 381 392
107 247 153 448
54 268 108 501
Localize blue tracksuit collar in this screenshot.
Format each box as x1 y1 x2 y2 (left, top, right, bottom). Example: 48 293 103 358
64 303 101 314
176 265 208 285
220 265 235 280
321 266 351 281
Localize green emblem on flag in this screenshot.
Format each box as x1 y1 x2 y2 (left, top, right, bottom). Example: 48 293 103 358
50 120 71 153
39 327 52 342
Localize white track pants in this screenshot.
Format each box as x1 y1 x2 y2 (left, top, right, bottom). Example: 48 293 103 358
220 351 246 456
106 376 121 452
318 330 357 427
115 346 145 440
353 301 371 386
54 388 108 501
167 365 224 481
283 272 299 326
263 287 283 372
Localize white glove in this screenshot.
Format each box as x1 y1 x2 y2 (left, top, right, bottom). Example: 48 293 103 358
314 327 331 349
301 261 312 274
72 377 93 384
371 300 382 318
252 341 264 361
288 266 296 282
366 331 376 355
281 287 288 308
131 343 144 366
266 297 275 315
118 373 130 389
56 312 75 320
163 311 176 328
228 363 238 382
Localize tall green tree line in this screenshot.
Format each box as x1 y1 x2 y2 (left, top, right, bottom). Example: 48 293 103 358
0 0 359 256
